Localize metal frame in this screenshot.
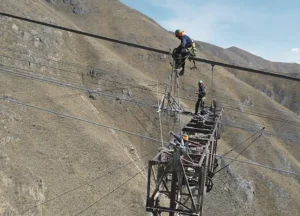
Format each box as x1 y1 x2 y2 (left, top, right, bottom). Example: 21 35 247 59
157 60 181 115
146 105 223 216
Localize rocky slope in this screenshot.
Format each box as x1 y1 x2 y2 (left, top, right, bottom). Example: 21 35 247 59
197 41 300 75
197 41 300 115
0 0 299 215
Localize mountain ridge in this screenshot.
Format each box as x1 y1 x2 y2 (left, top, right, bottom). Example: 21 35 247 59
0 0 299 215
196 42 300 73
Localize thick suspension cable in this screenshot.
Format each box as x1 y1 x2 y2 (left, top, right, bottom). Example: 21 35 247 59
0 12 299 81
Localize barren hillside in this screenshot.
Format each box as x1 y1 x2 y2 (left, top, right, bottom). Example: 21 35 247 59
0 0 299 216
197 41 300 75
196 41 300 115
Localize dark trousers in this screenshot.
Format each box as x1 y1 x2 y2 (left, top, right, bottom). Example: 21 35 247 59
174 47 192 70
195 96 205 114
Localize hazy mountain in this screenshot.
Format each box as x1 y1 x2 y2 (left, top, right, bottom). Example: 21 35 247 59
0 0 299 215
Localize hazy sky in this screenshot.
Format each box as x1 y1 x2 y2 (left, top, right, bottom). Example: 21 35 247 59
120 0 300 63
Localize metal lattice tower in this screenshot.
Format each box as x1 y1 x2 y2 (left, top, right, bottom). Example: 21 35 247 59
146 105 223 216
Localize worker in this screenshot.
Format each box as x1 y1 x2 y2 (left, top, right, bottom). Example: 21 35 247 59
170 131 190 147
173 29 196 75
194 80 206 115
